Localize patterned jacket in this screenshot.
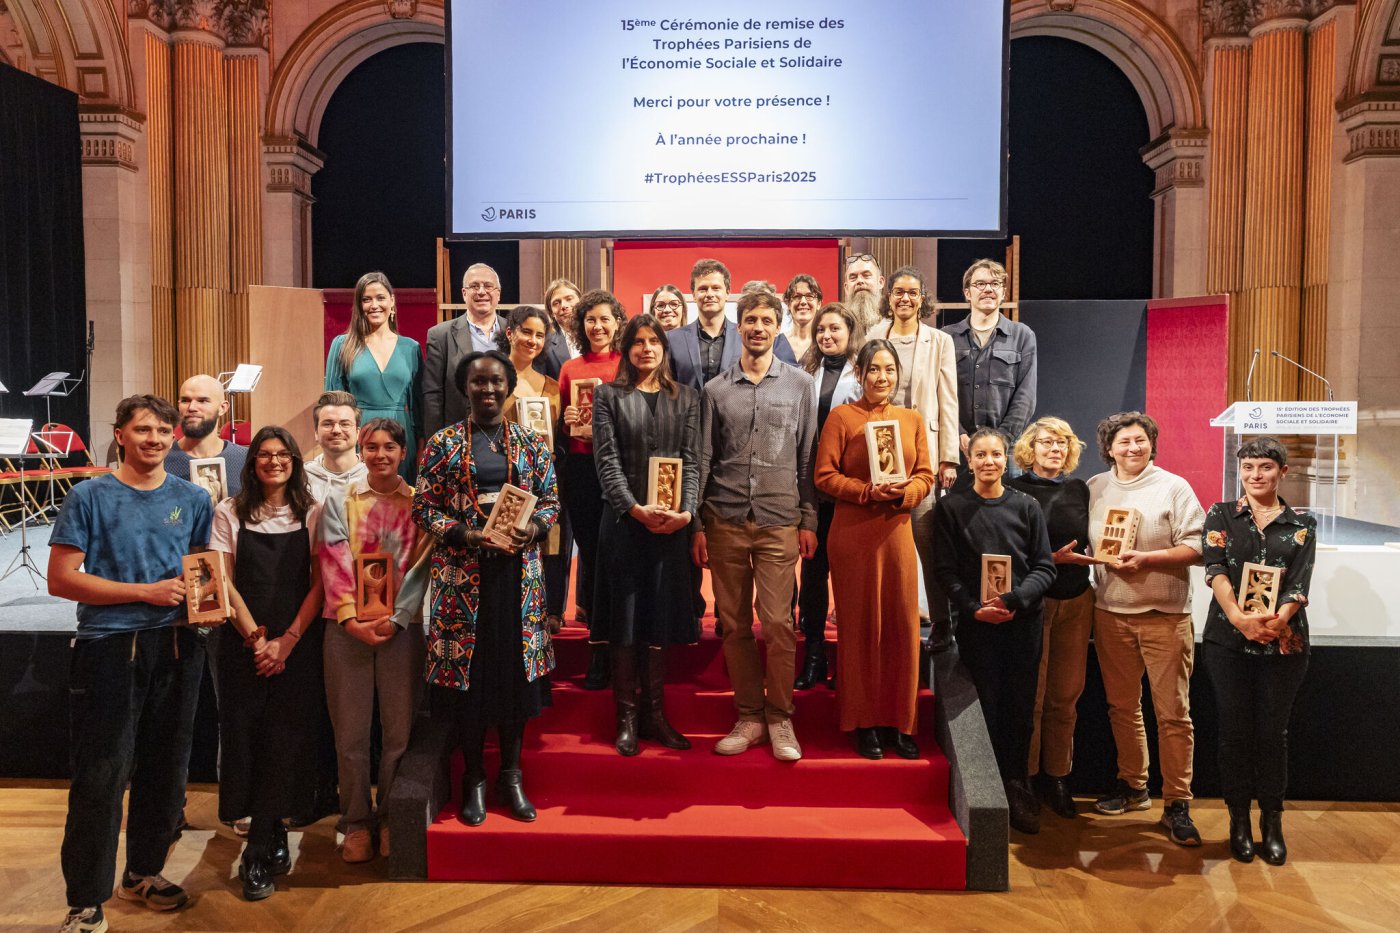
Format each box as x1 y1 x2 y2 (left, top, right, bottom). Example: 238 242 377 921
414 420 560 690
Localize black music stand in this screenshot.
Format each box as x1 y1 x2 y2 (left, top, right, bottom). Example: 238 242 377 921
0 417 44 586
22 371 84 515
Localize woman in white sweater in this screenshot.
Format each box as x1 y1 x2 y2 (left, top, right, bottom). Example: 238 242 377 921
1086 411 1205 847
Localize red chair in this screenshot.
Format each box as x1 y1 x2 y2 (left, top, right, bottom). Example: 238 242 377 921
29 424 113 498
219 420 251 445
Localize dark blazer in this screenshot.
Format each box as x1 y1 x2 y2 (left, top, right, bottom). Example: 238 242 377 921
591 381 700 517
534 328 574 381
667 319 798 391
423 310 508 439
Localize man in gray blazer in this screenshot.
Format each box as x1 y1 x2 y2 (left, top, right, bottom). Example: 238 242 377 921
423 263 509 438
668 259 797 391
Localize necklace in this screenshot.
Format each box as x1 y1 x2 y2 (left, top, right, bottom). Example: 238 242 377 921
465 418 517 522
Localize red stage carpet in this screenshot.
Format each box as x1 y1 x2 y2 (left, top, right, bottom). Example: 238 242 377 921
426 624 967 890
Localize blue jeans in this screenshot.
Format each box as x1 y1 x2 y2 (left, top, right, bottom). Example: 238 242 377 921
62 626 205 907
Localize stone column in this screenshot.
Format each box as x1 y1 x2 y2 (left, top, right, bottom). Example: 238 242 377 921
1142 129 1208 299
1300 13 1339 401
262 136 324 288
172 28 232 382
79 106 151 455
225 50 266 364
1238 12 1307 402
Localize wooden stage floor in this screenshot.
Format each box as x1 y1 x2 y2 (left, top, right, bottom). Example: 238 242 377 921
3 781 1398 932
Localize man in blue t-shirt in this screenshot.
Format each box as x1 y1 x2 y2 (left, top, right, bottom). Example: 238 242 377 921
48 394 213 931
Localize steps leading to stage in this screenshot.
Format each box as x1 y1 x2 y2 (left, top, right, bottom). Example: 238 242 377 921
425 626 966 890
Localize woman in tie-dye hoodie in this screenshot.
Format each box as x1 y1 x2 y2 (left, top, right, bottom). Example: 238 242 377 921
319 417 432 864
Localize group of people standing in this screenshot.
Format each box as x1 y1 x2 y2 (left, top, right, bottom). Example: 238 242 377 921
47 254 1315 933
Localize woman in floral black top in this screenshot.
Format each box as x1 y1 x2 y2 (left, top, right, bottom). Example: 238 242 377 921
1200 436 1316 868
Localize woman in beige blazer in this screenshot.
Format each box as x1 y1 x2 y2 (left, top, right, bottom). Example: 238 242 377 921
865 265 960 630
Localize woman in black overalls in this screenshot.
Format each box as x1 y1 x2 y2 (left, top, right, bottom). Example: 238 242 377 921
210 426 325 901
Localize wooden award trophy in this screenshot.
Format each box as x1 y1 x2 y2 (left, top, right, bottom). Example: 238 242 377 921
647 457 683 511
183 551 230 624
354 552 396 621
864 420 907 484
570 379 602 439
484 483 538 549
980 554 1012 604
1093 507 1141 564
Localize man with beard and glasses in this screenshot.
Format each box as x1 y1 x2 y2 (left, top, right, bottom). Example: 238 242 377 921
842 253 885 336
165 373 249 498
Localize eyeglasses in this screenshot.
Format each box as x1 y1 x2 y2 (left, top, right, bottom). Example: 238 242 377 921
891 288 922 300
652 300 683 312
464 282 500 293
318 420 356 431
1034 438 1069 449
845 253 876 266
255 451 294 463
789 292 819 303
967 279 1005 293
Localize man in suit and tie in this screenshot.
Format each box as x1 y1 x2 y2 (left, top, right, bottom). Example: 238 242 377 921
423 263 509 438
669 259 797 391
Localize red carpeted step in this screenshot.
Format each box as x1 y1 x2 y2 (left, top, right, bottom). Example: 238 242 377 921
428 603 966 889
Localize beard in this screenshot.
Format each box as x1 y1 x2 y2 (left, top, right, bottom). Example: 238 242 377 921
182 415 218 440
847 288 882 334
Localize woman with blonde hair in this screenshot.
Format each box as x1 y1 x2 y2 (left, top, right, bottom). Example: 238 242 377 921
325 271 422 480
1007 416 1096 820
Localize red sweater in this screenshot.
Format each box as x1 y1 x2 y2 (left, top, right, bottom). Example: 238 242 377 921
558 351 621 455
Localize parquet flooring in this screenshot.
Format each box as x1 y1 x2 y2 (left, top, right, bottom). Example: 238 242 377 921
3 780 1398 932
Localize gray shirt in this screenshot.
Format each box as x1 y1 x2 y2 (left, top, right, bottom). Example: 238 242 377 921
698 357 817 532
164 441 247 498
942 313 1038 441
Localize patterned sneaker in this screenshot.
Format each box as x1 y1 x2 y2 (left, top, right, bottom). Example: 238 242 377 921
769 719 803 762
713 720 767 755
59 906 107 932
1161 800 1203 847
116 872 189 911
1093 779 1151 815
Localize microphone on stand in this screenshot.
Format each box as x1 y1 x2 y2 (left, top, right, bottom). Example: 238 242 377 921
1244 348 1260 402
86 321 95 355
1270 350 1334 401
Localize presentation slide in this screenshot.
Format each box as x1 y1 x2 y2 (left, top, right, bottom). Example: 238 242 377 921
448 0 1007 238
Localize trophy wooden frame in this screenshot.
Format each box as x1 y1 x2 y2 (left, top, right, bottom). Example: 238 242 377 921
183 550 230 624
1237 562 1283 615
516 395 553 446
484 483 538 548
570 378 602 439
188 456 228 505
647 456 683 511
1093 506 1141 564
864 419 907 485
354 551 396 621
980 553 1012 604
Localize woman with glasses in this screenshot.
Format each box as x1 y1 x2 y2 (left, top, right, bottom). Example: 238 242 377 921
793 303 863 689
498 306 567 633
326 272 422 481
558 291 628 689
782 274 822 362
816 339 934 759
1007 417 1095 820
649 284 687 332
210 427 324 899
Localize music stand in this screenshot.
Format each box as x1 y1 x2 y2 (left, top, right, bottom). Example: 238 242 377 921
217 364 262 440
22 371 84 516
0 417 44 586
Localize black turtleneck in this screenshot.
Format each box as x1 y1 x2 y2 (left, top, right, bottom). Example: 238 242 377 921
817 353 846 429
1006 470 1091 599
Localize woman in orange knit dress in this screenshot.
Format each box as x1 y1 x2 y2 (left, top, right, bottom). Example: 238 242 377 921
815 338 935 760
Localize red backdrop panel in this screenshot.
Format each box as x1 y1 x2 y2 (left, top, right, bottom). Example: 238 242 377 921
323 287 438 365
1145 295 1230 510
612 239 841 317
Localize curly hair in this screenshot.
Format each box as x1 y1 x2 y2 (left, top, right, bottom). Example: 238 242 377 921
1013 416 1084 473
1096 411 1159 465
570 289 628 354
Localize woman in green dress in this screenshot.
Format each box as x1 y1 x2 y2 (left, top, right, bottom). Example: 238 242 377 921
325 271 423 481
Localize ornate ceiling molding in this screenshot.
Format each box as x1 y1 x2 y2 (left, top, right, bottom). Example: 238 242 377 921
128 0 268 49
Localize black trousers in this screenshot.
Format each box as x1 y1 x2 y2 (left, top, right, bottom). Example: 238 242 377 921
543 504 573 617
560 453 603 624
797 500 835 643
955 611 1043 783
1202 641 1308 811
62 627 205 908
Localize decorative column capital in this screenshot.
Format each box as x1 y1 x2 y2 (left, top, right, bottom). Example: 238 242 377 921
129 0 268 49
263 135 326 200
1338 94 1400 162
1141 128 1209 196
79 105 145 171
1202 0 1251 40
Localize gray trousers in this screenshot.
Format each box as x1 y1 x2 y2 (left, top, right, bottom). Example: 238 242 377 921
911 493 948 627
323 621 426 834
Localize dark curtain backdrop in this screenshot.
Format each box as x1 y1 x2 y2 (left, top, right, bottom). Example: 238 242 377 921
0 63 88 437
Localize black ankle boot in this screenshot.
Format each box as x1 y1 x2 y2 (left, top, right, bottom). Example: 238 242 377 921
1259 808 1287 865
1228 805 1255 862
269 822 291 875
496 769 537 822
583 644 610 690
890 732 920 760
611 647 640 756
460 773 487 826
793 640 828 690
239 855 274 901
638 647 690 749
855 727 883 759
927 617 953 654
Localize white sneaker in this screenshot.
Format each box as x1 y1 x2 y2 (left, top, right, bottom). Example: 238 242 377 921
769 719 803 761
60 906 107 932
713 720 767 755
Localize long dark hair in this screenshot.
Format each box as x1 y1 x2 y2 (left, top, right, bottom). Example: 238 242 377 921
336 271 397 379
234 425 314 525
611 314 679 398
800 303 862 374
